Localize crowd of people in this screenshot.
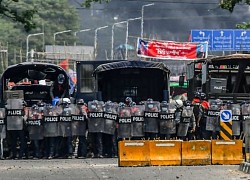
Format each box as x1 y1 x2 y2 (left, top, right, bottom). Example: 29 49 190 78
0 93 248 160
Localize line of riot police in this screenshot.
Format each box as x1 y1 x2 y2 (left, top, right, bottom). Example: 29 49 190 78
0 94 249 160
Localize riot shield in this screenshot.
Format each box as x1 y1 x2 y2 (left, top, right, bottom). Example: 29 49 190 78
118 107 131 139
177 106 194 137
58 104 72 137
144 101 160 133
0 108 6 139
71 104 87 136
241 103 250 134
6 99 24 130
43 105 59 137
159 103 176 135
231 104 241 136
88 101 105 133
131 105 145 137
26 106 44 140
206 100 220 131
103 102 118 135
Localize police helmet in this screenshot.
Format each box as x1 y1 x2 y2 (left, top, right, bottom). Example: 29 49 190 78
194 91 201 98
37 101 45 107
200 93 207 100
58 74 65 84
77 99 85 105
125 97 132 104
161 101 168 105
184 100 192 106
62 98 71 105
147 98 153 102
132 102 136 107
119 102 125 108
32 104 38 110
215 99 223 106
175 100 183 108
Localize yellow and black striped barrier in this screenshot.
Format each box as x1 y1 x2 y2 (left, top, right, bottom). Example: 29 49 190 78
219 110 233 140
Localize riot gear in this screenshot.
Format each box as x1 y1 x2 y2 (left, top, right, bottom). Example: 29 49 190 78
159 102 176 140
118 105 132 139
144 100 160 140
200 93 207 100
88 100 105 158
27 103 44 159
125 97 133 107
6 99 26 159
103 101 118 158
177 101 195 140
206 99 221 139
131 104 145 138
72 100 88 158
58 99 73 158
43 104 59 159
0 108 6 159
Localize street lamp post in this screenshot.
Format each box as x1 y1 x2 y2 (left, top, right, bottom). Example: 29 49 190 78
26 32 44 62
111 21 127 60
53 30 72 45
126 17 142 60
74 28 91 46
141 3 154 39
53 30 72 60
94 26 108 59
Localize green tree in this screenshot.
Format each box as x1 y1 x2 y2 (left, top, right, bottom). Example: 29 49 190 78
0 0 37 32
0 0 80 73
81 0 110 8
220 0 250 12
220 0 250 28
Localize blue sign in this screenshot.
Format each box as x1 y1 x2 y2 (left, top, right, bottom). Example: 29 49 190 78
191 29 250 51
234 30 250 51
220 110 232 122
212 30 234 51
191 30 212 51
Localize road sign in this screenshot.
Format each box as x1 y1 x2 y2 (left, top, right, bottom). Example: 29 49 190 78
212 30 234 51
220 110 232 122
191 29 250 51
191 30 212 50
234 30 250 51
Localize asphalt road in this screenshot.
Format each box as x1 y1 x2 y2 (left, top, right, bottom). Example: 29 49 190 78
0 158 249 180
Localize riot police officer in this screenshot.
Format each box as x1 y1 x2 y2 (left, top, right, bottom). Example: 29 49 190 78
192 91 201 139
125 97 133 107
144 98 160 140
6 99 27 159
26 104 44 159
197 93 210 140
103 100 118 158
72 99 88 159
58 98 73 158
159 101 177 140
88 100 105 158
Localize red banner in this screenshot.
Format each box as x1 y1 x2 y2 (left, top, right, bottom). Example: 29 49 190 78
137 38 208 60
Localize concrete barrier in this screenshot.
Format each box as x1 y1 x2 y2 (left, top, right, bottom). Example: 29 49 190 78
118 140 150 167
182 140 211 165
149 140 182 166
211 140 243 165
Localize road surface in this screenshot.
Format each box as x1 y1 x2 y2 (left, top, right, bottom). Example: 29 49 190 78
0 158 249 180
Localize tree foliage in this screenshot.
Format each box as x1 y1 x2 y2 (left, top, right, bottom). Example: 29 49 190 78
220 0 250 12
0 0 80 69
81 0 110 8
220 0 250 29
0 0 37 32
